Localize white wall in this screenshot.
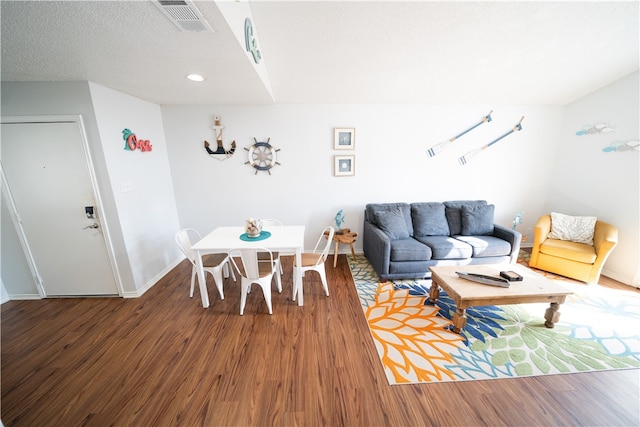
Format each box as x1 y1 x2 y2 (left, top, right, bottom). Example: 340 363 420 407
549 71 639 286
161 104 563 252
1 81 182 299
89 83 182 295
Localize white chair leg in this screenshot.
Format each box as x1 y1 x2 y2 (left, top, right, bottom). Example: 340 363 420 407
212 269 225 300
240 279 249 315
292 266 299 301
189 268 196 298
227 260 237 282
318 267 329 296
275 261 282 293
260 283 273 315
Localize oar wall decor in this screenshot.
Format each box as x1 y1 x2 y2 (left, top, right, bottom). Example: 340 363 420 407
426 110 493 158
458 116 524 166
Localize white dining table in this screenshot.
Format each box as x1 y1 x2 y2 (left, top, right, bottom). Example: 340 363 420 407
191 225 306 308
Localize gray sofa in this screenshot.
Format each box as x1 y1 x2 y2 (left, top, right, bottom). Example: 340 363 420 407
363 200 522 280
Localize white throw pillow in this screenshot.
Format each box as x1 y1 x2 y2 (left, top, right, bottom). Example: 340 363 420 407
548 212 597 245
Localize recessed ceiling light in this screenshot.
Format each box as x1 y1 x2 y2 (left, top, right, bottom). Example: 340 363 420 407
186 74 205 82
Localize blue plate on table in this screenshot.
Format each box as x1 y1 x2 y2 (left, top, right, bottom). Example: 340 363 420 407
239 231 271 241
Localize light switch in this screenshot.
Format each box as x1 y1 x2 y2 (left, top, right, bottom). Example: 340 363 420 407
121 182 134 193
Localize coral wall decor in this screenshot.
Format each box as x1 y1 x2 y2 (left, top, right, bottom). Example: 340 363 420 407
204 115 236 160
122 128 152 152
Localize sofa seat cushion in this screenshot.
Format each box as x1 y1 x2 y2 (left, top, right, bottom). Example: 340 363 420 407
540 238 597 264
444 200 487 236
415 235 472 259
390 238 432 262
411 202 450 236
454 235 511 258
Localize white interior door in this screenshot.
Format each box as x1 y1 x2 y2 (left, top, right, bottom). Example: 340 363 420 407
1 118 119 296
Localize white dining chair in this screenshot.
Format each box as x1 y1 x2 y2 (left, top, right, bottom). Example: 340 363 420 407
229 247 281 315
175 228 235 300
293 226 335 301
259 219 283 275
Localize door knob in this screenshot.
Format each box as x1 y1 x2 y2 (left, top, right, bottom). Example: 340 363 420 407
83 223 99 230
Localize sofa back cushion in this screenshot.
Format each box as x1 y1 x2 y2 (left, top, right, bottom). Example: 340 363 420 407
410 202 450 236
374 208 411 239
443 200 487 235
366 203 413 238
461 204 495 235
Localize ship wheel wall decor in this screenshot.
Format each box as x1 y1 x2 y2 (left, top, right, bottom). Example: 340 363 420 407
204 115 236 160
245 138 280 174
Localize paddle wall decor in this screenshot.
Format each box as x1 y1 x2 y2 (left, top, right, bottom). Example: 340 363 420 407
426 110 492 158
204 115 236 160
458 116 525 166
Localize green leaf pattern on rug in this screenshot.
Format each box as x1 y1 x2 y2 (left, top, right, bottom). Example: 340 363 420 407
478 304 638 376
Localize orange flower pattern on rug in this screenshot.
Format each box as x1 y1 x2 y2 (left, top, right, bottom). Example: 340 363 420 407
365 282 463 384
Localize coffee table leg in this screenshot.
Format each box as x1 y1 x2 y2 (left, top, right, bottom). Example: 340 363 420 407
452 308 467 333
544 302 562 328
429 282 440 303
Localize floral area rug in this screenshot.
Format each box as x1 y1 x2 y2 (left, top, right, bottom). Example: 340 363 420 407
348 252 640 385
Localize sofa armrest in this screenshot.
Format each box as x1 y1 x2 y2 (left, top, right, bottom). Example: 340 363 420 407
363 220 391 278
492 224 522 263
530 215 551 267
592 220 618 271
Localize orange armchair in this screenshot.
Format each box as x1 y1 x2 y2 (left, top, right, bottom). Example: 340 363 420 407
529 215 618 284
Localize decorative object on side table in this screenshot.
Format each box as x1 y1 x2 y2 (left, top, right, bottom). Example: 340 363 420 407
245 218 263 237
334 209 345 234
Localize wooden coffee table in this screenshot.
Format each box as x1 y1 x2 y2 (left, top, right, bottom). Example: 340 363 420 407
429 264 573 333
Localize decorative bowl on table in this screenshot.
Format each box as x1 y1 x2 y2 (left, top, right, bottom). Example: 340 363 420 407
245 218 263 238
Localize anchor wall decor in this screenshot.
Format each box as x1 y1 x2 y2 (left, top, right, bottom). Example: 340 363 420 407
204 115 236 160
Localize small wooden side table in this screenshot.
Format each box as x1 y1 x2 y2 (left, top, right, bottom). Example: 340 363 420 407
324 228 358 267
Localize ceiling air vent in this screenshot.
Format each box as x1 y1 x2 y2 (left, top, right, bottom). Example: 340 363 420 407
154 0 213 32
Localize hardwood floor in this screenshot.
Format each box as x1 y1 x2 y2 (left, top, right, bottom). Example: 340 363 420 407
2 255 639 426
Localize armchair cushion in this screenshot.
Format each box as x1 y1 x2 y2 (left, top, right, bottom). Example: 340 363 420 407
539 239 597 264
548 212 597 245
374 207 410 240
461 204 495 235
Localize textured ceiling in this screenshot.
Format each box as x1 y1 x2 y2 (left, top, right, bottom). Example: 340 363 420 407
1 1 638 106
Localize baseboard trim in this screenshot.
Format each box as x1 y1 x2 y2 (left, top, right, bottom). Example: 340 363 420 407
123 256 185 298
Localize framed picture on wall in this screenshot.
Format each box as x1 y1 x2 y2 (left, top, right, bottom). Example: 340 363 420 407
334 128 355 150
334 155 355 176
